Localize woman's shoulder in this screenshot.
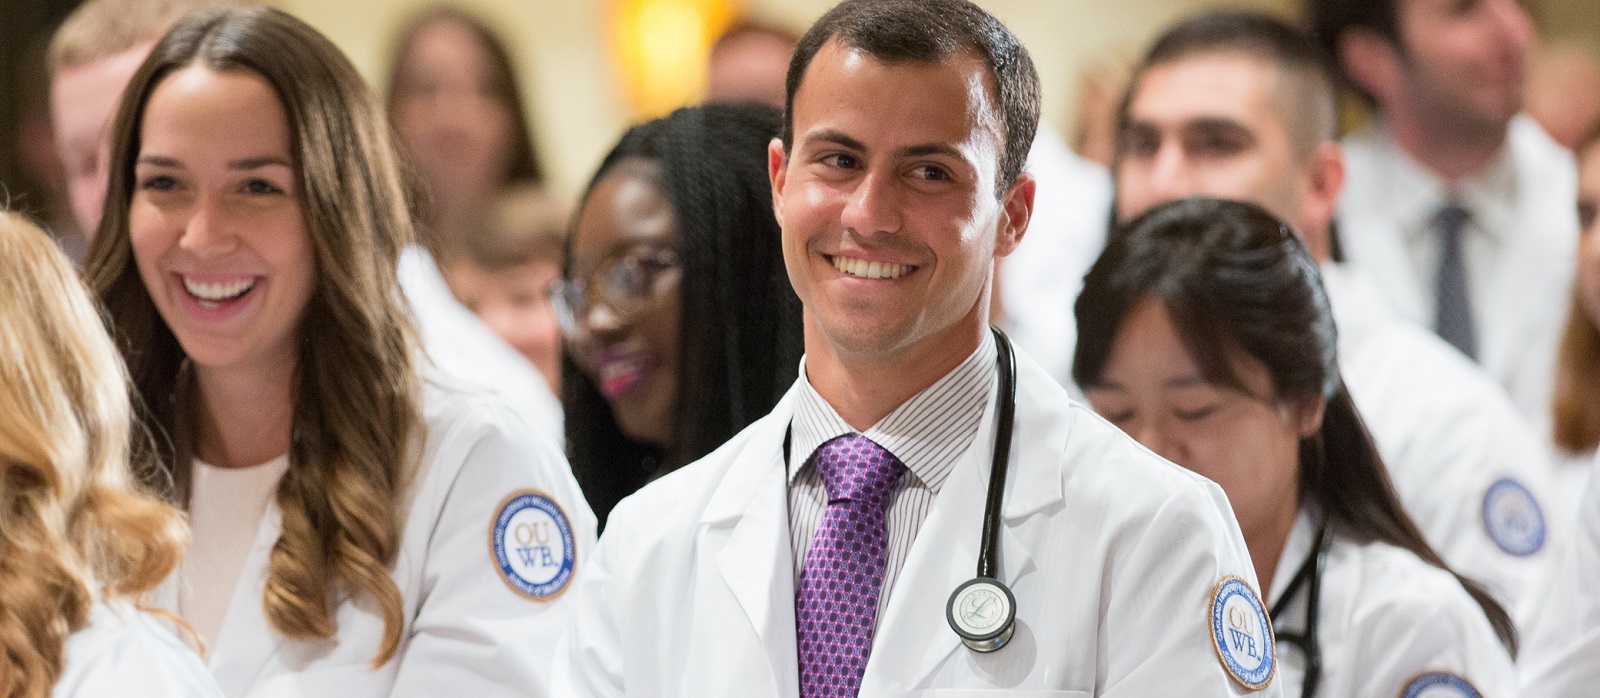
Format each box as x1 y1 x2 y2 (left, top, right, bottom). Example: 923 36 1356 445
406 377 595 548
54 600 222 697
1329 538 1488 624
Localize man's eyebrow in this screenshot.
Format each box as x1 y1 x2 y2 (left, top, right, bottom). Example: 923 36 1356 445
802 129 867 152
1183 116 1253 134
898 142 963 160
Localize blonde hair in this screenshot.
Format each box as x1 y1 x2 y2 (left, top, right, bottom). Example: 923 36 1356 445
0 211 187 698
48 0 237 75
451 184 567 271
84 7 423 666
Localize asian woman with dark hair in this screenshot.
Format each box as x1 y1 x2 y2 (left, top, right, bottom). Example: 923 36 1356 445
1075 197 1517 698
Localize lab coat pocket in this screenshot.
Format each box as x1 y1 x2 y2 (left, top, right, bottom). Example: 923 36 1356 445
915 691 1090 697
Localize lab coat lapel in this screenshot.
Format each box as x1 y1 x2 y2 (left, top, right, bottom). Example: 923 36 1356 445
861 360 1065 691
705 396 800 697
206 504 288 696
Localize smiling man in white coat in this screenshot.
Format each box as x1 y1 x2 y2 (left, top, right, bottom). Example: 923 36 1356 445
553 1 1278 696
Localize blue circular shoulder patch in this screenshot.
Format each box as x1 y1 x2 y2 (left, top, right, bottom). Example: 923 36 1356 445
1210 576 1276 691
1481 478 1545 556
490 490 577 601
1400 672 1482 698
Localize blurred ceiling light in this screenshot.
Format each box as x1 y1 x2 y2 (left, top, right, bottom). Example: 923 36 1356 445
610 0 736 118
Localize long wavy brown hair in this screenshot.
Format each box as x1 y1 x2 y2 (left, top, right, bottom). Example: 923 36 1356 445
0 211 189 698
83 7 424 666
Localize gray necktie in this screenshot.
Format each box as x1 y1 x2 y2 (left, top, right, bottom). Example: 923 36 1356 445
1432 203 1477 359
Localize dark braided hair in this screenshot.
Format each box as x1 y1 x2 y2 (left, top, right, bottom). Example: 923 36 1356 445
1074 197 1518 655
563 102 804 529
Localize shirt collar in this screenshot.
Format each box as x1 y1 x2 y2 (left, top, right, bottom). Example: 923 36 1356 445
1362 120 1516 246
788 331 998 493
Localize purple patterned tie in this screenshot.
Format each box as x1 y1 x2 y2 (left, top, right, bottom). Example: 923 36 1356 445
796 434 905 698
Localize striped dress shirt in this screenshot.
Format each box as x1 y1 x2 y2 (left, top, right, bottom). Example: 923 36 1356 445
787 331 998 624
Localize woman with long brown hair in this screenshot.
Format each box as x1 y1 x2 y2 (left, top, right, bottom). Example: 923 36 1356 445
84 7 593 695
0 210 219 697
1075 198 1517 697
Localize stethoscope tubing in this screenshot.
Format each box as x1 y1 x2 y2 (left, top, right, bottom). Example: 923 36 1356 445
1269 524 1331 698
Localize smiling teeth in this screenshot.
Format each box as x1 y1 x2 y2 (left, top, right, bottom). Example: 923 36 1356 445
832 256 911 280
182 276 255 302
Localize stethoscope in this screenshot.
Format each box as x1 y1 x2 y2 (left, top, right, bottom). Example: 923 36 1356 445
783 326 1021 654
1269 524 1332 698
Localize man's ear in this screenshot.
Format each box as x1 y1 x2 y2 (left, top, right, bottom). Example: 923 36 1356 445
768 137 788 224
1298 141 1346 261
995 171 1036 258
1338 27 1402 105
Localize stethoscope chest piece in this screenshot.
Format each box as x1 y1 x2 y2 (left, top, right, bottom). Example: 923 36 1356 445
947 576 1017 653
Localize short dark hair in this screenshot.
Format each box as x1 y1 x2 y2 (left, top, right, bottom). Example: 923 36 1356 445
781 0 1040 196
1123 11 1341 160
1307 0 1403 104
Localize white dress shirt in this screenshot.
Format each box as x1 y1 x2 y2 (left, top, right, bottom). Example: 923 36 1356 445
787 331 997 623
1338 115 1579 419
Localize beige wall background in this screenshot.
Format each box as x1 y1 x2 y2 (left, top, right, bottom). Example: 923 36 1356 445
273 0 1588 202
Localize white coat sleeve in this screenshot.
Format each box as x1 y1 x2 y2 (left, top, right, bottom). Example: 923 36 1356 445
1100 482 1284 697
1346 593 1518 698
1520 455 1600 696
551 494 637 698
55 608 225 698
387 407 597 698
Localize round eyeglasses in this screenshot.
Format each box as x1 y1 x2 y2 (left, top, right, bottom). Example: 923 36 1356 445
550 246 680 336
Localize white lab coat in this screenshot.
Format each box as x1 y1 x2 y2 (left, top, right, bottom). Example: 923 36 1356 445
1338 115 1579 420
1269 510 1517 698
1519 452 1600 696
999 127 1112 388
55 599 223 697
1324 263 1556 622
399 244 564 440
554 349 1281 697
151 380 596 697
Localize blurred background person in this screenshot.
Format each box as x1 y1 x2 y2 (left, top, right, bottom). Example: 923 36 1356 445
557 102 803 529
1526 39 1600 152
384 5 562 439
48 0 235 259
84 8 591 692
1070 51 1134 169
386 5 544 255
441 183 567 393
705 20 796 108
1312 0 1580 420
1547 126 1600 526
1113 10 1555 621
1076 197 1517 698
0 210 220 697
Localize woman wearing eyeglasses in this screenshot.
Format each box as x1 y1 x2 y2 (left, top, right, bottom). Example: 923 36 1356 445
555 103 804 528
1075 198 1518 698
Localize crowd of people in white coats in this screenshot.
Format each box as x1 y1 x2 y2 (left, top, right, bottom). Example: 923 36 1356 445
6 0 1600 695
